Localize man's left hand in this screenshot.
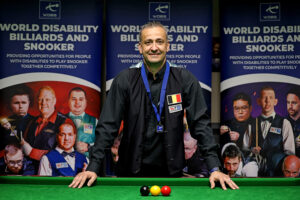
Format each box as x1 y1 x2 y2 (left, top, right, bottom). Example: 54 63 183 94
209 171 239 190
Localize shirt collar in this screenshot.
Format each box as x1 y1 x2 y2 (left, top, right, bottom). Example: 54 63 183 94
55 146 75 153
10 114 25 120
261 112 276 119
36 111 58 124
69 112 85 118
144 62 166 80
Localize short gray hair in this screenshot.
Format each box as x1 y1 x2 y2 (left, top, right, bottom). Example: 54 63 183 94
139 21 168 42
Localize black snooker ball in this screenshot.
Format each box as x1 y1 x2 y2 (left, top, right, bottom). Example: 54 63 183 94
140 185 150 196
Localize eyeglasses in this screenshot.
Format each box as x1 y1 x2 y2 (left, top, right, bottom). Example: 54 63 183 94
7 160 23 166
233 106 249 112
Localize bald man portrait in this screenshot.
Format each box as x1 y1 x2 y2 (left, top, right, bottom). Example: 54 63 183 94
282 155 300 178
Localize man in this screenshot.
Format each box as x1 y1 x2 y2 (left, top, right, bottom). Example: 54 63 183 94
282 155 300 177
252 86 295 176
286 87 300 157
0 84 34 158
70 21 238 190
221 143 258 177
22 86 73 163
38 122 88 176
67 87 97 157
183 130 209 177
220 92 255 153
0 143 35 175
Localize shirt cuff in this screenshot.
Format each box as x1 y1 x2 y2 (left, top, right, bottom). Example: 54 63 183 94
86 160 100 175
209 167 220 174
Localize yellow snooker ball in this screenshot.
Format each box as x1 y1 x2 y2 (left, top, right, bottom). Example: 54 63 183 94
150 185 161 196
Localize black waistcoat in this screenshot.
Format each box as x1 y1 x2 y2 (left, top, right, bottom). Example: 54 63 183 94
257 114 284 159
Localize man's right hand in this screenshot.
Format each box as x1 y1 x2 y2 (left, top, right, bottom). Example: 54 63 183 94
252 146 261 155
229 131 240 142
69 171 97 188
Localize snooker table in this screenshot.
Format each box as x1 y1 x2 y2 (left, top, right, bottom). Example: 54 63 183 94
0 176 299 200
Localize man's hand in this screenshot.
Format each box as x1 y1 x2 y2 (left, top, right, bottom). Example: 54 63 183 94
76 141 89 154
220 125 229 135
0 118 11 130
69 171 97 188
229 131 240 142
252 146 261 155
209 171 239 190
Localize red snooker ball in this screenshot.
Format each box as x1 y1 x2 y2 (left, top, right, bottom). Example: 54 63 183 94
161 185 171 196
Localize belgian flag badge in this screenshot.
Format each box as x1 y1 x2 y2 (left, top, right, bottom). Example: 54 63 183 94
167 93 182 105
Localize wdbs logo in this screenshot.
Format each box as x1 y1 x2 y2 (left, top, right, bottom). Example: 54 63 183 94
39 0 61 19
260 2 280 21
149 2 170 21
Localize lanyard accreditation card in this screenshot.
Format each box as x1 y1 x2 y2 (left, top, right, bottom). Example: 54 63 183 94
141 62 170 133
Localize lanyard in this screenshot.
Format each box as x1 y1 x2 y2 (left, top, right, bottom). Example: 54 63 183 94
141 62 170 124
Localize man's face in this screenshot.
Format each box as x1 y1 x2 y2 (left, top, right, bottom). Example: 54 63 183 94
184 140 197 160
10 95 30 117
5 150 23 174
138 26 170 66
57 124 76 152
233 99 251 122
258 89 277 116
68 91 87 115
38 89 56 117
287 94 300 118
224 156 241 177
283 163 300 178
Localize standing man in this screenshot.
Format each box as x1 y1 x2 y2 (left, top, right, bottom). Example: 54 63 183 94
22 86 73 165
220 92 255 153
38 122 88 176
70 21 238 190
67 87 97 157
253 86 295 176
0 84 34 159
286 87 300 157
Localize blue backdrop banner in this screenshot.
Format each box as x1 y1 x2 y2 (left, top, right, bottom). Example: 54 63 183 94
106 0 212 109
0 0 103 91
220 0 300 177
220 0 300 120
0 0 103 177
